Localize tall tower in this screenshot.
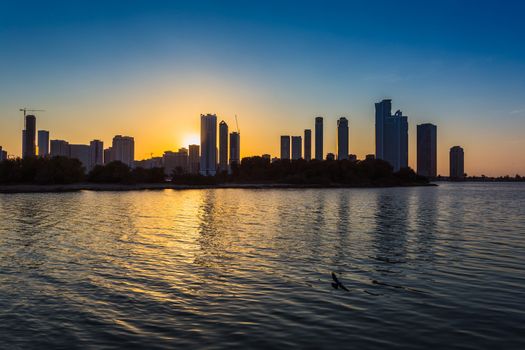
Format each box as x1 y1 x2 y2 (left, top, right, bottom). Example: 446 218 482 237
337 117 349 160
291 136 302 160
417 123 437 177
280 136 290 160
218 121 229 173
450 146 464 179
22 115 36 158
112 135 135 167
37 130 49 157
200 114 217 176
304 129 311 161
315 117 323 160
188 144 200 174
229 132 240 167
375 99 391 160
89 140 104 170
375 100 408 171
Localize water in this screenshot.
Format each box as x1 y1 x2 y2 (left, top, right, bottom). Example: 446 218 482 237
0 183 524 349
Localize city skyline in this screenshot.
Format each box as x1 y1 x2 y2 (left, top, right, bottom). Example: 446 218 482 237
1 1 525 176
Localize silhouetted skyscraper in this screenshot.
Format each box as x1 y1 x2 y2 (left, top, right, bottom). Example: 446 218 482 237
50 140 70 157
229 132 240 167
112 135 134 167
315 117 323 160
188 144 200 174
450 146 464 179
291 136 302 160
304 129 311 161
23 115 36 158
280 136 290 160
200 114 217 176
38 130 49 157
374 99 408 171
219 120 229 172
103 147 113 164
89 140 104 170
337 117 349 160
417 123 437 177
164 148 188 175
70 144 90 171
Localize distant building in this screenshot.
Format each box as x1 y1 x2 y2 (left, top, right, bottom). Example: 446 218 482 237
450 146 464 179
0 146 7 161
188 144 200 174
37 130 49 157
337 117 349 160
280 136 290 160
271 157 279 163
315 117 323 160
304 129 312 161
50 140 70 157
103 147 113 164
200 114 217 176
164 148 189 175
261 154 271 163
134 157 162 169
349 154 357 162
326 153 335 161
291 136 302 160
219 120 229 173
89 140 104 170
69 144 90 171
417 123 437 177
365 154 375 160
112 135 134 167
375 99 408 171
229 132 240 167
22 115 36 158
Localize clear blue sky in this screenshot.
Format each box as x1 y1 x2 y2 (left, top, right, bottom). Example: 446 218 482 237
1 0 524 175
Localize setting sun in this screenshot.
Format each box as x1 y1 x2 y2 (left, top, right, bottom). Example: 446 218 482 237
183 134 200 148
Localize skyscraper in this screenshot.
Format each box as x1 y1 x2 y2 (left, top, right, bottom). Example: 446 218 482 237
337 117 349 160
50 140 70 157
89 140 104 170
417 123 437 177
69 144 90 171
163 148 189 175
450 146 465 179
188 144 200 174
304 129 311 161
280 136 290 160
103 147 113 164
200 113 217 176
112 135 135 167
315 117 323 160
22 115 36 158
37 130 49 157
219 120 229 173
291 136 302 160
229 132 240 167
374 99 408 171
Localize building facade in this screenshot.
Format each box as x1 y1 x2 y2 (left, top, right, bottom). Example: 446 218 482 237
280 135 290 160
188 144 200 174
337 117 349 160
23 115 36 158
50 140 70 157
112 135 135 167
304 129 311 161
37 130 49 157
229 132 240 167
374 99 408 171
417 123 437 177
315 116 323 160
89 140 104 170
219 120 229 173
200 114 217 176
164 148 189 175
450 146 465 179
0 146 7 161
69 144 91 171
291 136 302 160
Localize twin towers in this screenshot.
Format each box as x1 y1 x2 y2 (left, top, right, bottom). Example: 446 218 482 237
200 114 240 176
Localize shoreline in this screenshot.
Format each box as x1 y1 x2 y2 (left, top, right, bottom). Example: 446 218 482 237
0 182 436 194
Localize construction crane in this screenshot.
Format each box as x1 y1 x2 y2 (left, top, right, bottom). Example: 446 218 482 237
19 108 45 117
235 114 240 133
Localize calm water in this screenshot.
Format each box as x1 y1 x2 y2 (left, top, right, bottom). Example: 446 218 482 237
1 183 524 349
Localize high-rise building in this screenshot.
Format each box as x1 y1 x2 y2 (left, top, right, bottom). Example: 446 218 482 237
315 117 323 160
50 140 70 157
304 129 311 161
0 146 7 161
200 114 217 176
89 140 104 170
229 132 240 167
163 148 189 175
374 99 408 171
417 123 437 178
112 135 134 167
134 157 162 169
188 144 200 174
291 136 302 160
103 147 113 164
337 117 349 160
69 144 90 171
219 120 229 172
450 146 465 179
37 130 49 157
22 115 36 158
280 136 290 160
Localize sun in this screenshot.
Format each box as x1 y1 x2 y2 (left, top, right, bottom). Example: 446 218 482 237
182 134 200 147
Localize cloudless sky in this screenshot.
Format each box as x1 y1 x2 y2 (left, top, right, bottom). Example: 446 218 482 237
1 0 524 176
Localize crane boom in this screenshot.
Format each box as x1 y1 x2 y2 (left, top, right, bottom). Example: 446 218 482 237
19 108 45 117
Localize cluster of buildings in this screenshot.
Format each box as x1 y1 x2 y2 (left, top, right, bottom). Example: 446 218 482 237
1 100 465 179
279 99 465 179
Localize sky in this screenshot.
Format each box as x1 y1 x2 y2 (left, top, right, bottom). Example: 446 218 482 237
0 0 524 176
